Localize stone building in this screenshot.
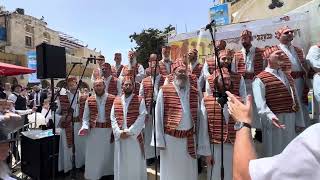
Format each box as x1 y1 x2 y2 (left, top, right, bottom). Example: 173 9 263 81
0 7 100 89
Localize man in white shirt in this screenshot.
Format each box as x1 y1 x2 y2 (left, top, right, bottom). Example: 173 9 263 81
306 42 320 122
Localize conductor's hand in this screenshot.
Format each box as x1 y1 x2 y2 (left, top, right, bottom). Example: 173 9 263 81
226 91 253 124
120 131 130 139
78 129 88 136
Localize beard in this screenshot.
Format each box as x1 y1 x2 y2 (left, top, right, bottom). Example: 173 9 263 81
242 42 251 49
95 89 105 97
174 76 188 89
124 89 133 96
129 58 137 66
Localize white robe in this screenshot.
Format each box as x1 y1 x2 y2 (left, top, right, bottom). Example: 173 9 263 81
139 75 161 159
252 67 305 157
110 94 147 180
56 92 86 173
306 45 320 121
279 43 310 126
80 93 114 180
189 61 205 91
199 84 246 180
119 62 145 83
231 46 264 128
249 123 320 180
151 82 198 180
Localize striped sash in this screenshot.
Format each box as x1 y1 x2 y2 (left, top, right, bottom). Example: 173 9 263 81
162 84 198 159
113 95 145 156
257 71 299 114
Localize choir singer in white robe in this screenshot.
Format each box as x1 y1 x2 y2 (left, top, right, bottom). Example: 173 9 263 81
56 77 86 173
111 76 147 180
151 60 199 180
252 46 305 157
78 79 115 180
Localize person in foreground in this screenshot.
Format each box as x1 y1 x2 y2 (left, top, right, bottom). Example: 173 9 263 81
226 91 320 180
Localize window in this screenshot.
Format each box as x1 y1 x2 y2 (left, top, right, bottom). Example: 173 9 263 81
25 36 32 47
25 25 34 34
43 32 50 43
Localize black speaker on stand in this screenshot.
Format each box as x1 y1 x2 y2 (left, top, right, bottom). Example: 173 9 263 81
33 43 66 180
36 43 66 79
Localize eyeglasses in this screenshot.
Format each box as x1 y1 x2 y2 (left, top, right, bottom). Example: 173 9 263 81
283 31 293 35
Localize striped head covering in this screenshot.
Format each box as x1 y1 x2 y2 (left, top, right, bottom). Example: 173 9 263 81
171 59 187 73
263 46 281 59
67 76 77 84
190 48 198 54
213 67 230 81
241 29 252 37
275 26 293 39
101 62 111 69
122 76 134 86
219 49 233 59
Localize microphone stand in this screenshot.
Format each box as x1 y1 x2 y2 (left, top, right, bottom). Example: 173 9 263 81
206 21 228 180
150 59 159 180
65 58 91 179
46 62 78 180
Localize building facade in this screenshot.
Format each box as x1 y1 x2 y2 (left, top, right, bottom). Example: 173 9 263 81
0 7 100 89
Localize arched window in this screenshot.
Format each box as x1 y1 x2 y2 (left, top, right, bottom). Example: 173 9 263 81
43 32 51 43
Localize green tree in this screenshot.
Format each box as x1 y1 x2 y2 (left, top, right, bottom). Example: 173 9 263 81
129 25 175 68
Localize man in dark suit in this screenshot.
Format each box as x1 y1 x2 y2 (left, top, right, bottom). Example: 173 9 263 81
28 85 47 113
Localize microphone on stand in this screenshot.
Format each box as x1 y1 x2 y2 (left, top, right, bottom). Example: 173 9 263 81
205 20 216 30
71 62 82 65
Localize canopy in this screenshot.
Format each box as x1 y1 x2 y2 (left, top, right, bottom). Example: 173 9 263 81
0 62 36 76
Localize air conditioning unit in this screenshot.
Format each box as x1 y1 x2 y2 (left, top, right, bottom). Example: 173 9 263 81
16 8 25 15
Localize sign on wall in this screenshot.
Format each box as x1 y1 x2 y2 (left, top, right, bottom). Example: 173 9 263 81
27 51 40 83
209 3 231 26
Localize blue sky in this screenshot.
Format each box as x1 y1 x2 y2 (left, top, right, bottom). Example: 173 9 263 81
1 0 212 64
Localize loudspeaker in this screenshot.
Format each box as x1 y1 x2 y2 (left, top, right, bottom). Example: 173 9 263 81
36 43 66 79
21 132 60 180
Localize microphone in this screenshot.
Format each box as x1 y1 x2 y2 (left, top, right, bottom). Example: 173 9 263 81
205 20 215 30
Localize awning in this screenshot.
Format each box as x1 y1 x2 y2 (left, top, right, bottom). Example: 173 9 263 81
0 62 36 76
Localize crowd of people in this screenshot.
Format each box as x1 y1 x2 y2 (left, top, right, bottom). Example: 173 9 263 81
0 25 319 180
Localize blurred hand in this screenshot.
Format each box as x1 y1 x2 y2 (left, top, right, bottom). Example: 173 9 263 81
78 129 88 136
32 107 37 112
226 91 253 124
272 117 286 129
120 131 130 139
206 156 214 166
